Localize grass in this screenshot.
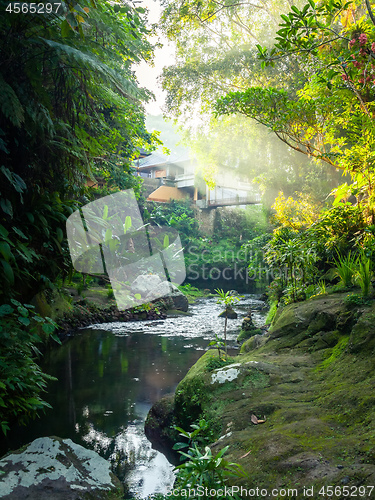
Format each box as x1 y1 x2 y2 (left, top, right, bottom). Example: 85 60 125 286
355 255 372 297
333 251 357 287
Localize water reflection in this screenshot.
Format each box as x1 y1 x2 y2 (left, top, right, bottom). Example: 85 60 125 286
1 295 265 497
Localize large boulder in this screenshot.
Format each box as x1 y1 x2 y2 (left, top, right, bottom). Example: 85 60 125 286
0 436 123 499
131 274 162 297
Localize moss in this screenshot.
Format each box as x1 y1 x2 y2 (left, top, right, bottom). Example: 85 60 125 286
240 334 266 353
348 301 375 353
315 336 350 371
237 328 262 343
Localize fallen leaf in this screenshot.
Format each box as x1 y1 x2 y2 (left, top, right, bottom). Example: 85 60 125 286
251 414 258 424
251 414 267 425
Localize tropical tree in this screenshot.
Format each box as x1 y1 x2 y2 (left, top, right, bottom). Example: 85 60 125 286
215 0 375 215
159 0 342 204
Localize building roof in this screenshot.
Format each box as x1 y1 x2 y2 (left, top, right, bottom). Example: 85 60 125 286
137 151 192 169
147 186 189 202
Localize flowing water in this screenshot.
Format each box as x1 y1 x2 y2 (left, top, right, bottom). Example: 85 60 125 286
1 295 266 498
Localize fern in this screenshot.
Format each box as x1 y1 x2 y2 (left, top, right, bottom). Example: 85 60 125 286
39 38 141 99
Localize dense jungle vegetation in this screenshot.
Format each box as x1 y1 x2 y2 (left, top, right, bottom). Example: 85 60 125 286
0 0 159 434
2 0 375 495
160 0 375 309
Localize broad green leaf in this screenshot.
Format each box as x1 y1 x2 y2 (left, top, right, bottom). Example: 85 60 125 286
0 199 13 217
42 323 55 334
0 225 9 238
172 442 188 450
61 19 71 37
1 259 14 284
0 242 12 262
105 228 112 242
18 316 30 326
50 333 62 344
56 227 64 242
0 304 13 316
124 215 132 233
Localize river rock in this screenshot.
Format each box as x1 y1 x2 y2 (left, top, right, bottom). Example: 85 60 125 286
131 275 189 311
236 314 262 343
146 281 189 312
131 274 162 297
144 395 180 465
218 306 237 319
0 436 123 499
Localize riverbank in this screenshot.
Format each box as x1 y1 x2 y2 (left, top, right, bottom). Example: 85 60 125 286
33 281 211 340
146 291 375 497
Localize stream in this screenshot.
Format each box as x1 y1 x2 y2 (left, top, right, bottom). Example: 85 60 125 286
1 295 266 498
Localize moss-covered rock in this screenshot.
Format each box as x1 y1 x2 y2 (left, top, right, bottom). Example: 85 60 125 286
237 327 262 343
218 306 237 319
146 293 375 496
349 301 375 353
240 334 267 353
144 395 180 464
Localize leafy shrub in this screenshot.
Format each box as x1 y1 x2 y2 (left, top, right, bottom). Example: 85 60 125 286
333 252 357 287
206 356 233 372
147 200 198 243
343 293 368 307
0 300 59 434
355 254 372 297
265 300 278 325
172 422 246 497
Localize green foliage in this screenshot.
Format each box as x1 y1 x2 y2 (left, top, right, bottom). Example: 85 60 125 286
0 0 157 434
205 355 233 372
147 200 198 244
355 253 373 297
172 422 246 498
0 300 59 434
264 195 375 305
333 252 358 288
178 283 206 297
106 284 115 299
215 0 375 214
311 204 369 259
264 225 319 304
343 293 370 308
0 192 78 299
317 280 327 296
333 251 373 296
207 334 225 361
0 0 158 299
215 289 240 355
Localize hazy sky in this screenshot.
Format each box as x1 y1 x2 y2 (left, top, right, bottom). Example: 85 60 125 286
134 0 175 115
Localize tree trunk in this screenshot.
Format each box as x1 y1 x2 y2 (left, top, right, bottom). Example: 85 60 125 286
224 313 228 357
